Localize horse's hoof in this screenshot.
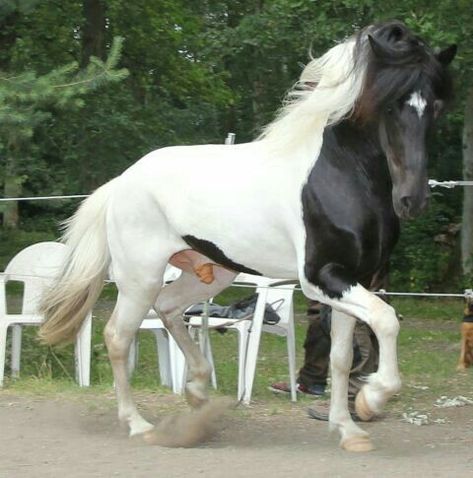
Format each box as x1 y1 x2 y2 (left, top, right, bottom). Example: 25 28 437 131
355 390 375 422
142 429 158 445
186 394 208 409
185 380 210 409
341 435 375 452
185 386 208 409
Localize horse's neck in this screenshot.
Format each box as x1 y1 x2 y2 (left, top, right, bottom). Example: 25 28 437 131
327 121 389 188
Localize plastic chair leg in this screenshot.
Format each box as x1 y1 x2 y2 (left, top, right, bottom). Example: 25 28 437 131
242 288 269 404
0 326 8 387
169 336 186 394
153 329 172 387
11 324 22 378
75 316 91 387
236 324 250 401
286 311 297 402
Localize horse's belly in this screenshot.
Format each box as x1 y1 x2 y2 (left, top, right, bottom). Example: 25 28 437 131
179 228 299 279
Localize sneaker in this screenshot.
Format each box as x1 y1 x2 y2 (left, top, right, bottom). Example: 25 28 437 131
269 381 326 396
307 400 360 422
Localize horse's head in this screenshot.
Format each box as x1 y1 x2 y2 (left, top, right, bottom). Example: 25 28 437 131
355 21 456 220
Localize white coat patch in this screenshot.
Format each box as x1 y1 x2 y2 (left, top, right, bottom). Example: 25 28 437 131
407 91 427 118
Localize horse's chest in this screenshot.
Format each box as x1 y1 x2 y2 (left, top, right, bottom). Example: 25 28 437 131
301 165 398 293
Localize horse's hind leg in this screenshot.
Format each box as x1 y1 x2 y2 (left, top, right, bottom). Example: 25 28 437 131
104 236 172 436
155 267 236 408
105 289 161 436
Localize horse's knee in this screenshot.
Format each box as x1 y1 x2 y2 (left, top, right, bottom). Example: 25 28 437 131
330 348 352 374
369 302 399 338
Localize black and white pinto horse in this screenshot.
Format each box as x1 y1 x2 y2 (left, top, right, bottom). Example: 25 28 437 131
40 21 455 452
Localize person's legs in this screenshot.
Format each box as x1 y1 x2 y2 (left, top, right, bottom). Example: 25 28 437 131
297 302 331 392
270 300 330 396
271 293 380 404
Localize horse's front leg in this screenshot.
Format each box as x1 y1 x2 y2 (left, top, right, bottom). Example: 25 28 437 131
300 274 401 450
330 310 373 451
349 285 402 420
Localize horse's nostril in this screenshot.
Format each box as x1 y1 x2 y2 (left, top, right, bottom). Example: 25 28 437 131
400 196 412 211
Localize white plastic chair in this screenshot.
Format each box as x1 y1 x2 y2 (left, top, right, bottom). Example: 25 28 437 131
186 273 298 404
0 241 92 387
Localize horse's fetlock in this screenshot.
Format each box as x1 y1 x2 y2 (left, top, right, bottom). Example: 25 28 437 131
386 377 402 395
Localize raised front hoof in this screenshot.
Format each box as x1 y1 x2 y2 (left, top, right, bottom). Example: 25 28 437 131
341 435 375 453
355 389 375 422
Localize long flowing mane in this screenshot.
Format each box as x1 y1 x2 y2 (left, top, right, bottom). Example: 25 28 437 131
258 33 368 151
258 21 453 153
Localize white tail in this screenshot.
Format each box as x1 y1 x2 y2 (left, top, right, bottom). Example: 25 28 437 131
39 180 115 345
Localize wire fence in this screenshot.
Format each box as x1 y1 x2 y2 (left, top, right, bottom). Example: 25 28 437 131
2 272 471 301
0 179 471 203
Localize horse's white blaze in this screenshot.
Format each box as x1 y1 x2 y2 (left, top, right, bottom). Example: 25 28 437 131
407 91 427 118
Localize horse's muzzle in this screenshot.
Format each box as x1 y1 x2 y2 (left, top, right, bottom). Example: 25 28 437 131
394 194 429 220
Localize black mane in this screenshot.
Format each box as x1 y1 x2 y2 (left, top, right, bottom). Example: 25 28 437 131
353 21 454 122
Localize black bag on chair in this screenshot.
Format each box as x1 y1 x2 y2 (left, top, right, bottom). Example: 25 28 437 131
184 293 282 325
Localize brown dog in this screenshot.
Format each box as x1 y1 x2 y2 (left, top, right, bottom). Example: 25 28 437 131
457 300 473 370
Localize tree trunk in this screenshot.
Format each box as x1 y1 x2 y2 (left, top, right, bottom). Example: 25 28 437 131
80 0 107 189
81 0 107 67
0 10 19 70
461 87 473 274
2 156 22 229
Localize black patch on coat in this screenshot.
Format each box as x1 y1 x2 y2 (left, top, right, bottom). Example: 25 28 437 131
182 235 262 276
301 22 454 298
302 121 400 299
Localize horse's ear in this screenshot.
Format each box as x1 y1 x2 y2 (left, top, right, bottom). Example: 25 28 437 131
368 34 385 59
368 32 411 61
436 44 457 66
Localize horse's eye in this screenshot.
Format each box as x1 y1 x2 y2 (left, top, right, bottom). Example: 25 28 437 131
386 106 395 115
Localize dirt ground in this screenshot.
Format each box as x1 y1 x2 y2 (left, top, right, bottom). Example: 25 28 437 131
0 392 472 478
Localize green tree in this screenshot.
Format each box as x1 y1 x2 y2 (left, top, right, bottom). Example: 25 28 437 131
0 36 128 227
